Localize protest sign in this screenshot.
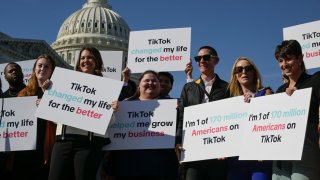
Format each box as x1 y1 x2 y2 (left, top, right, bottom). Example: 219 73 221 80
239 88 311 160
181 96 249 162
104 99 177 150
0 96 37 151
35 67 123 135
127 27 191 73
283 20 320 69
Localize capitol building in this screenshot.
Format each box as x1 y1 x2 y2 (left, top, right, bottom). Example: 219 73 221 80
0 0 130 70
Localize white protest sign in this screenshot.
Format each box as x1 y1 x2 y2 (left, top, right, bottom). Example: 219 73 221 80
239 88 311 160
181 96 249 162
283 20 320 69
127 27 191 73
75 50 123 80
0 96 37 152
35 67 123 135
0 59 35 92
103 99 177 150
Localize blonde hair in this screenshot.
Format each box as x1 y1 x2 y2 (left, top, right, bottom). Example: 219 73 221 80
228 57 263 96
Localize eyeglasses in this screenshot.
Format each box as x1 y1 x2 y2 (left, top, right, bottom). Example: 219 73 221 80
234 65 254 74
194 54 214 62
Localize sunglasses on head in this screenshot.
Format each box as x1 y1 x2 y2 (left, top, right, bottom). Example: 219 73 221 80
234 65 254 74
194 54 214 62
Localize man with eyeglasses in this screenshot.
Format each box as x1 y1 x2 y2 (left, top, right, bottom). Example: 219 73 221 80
176 45 229 180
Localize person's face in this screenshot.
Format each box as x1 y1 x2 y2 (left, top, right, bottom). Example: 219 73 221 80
79 50 96 74
159 75 172 96
4 64 24 85
234 60 255 87
139 73 160 99
278 55 302 78
35 58 53 82
196 48 217 75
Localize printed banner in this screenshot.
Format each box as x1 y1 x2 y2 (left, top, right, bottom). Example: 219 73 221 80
127 27 191 73
35 67 123 135
239 88 311 160
283 20 320 69
0 96 37 152
181 96 249 162
103 99 177 150
0 59 36 93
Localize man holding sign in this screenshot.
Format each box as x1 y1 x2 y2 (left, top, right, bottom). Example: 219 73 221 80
272 40 320 179
177 46 229 179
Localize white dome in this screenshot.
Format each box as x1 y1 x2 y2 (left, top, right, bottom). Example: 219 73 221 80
51 0 130 65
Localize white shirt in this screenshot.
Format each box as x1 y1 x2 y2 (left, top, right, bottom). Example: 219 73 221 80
202 75 216 103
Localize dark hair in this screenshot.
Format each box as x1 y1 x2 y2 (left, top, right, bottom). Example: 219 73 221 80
127 79 137 97
129 70 159 100
4 62 23 74
75 46 103 76
198 45 219 61
138 70 159 81
274 40 305 72
4 62 24 85
275 40 302 60
158 71 174 86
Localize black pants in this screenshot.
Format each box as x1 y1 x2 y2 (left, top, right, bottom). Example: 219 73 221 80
184 159 228 180
48 135 107 180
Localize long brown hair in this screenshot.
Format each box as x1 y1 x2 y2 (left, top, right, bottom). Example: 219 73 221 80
75 46 103 76
18 54 56 96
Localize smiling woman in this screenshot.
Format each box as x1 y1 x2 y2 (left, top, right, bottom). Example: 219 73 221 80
105 70 179 179
48 46 112 180
272 39 320 179
13 54 56 180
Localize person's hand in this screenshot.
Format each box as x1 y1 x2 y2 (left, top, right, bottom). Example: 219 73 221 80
41 79 52 90
175 144 185 164
111 100 119 111
121 66 131 83
285 87 297 96
243 92 254 103
185 60 193 80
36 99 41 107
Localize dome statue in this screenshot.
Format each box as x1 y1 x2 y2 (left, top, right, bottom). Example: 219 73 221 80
51 0 130 66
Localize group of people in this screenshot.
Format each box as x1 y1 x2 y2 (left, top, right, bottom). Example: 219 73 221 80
0 39 319 180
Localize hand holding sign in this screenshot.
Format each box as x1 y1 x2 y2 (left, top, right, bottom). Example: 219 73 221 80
128 27 191 73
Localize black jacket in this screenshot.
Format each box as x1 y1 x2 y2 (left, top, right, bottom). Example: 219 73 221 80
176 74 229 144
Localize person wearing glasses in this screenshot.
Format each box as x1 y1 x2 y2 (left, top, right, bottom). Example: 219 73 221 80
176 45 229 179
227 57 273 180
272 40 320 180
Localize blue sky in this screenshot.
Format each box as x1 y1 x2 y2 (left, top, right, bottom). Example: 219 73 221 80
1 0 319 98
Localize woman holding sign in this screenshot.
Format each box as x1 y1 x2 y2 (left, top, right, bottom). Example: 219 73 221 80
48 46 116 180
106 70 179 180
272 40 320 180
227 57 273 180
12 54 56 180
